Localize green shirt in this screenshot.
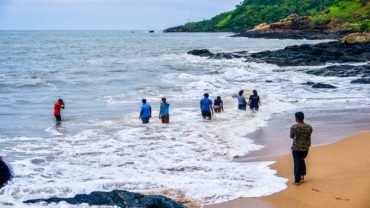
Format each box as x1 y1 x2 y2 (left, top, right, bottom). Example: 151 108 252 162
290 123 313 151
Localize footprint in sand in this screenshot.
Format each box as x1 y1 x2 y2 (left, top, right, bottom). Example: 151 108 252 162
335 197 350 201
312 188 321 192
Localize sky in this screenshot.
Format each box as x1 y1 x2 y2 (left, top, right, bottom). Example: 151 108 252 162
0 0 241 30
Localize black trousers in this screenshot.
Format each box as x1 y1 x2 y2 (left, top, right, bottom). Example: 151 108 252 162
292 150 308 183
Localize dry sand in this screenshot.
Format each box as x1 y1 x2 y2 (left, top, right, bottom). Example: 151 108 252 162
206 131 370 208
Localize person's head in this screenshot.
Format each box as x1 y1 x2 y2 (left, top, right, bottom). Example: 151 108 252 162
217 96 221 100
204 93 209 98
161 97 166 103
295 112 305 122
239 90 244 96
142 99 147 104
253 90 258 96
58 98 63 104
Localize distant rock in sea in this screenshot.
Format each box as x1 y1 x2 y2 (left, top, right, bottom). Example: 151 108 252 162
24 190 188 208
187 49 214 57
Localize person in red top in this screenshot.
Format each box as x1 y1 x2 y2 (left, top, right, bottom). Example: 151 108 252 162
54 99 65 123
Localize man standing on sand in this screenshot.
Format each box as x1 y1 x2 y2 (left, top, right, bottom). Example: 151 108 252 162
290 112 313 185
200 93 213 120
54 98 65 124
139 99 152 124
159 97 170 124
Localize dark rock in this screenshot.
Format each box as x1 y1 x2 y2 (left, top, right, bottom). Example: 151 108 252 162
311 83 337 89
250 42 370 66
265 80 273 83
233 31 347 40
303 82 315 86
187 49 214 57
164 26 192 33
0 157 12 189
351 78 370 84
306 64 370 77
24 190 187 208
188 49 249 59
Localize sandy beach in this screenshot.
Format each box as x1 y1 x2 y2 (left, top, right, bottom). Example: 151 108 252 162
207 130 370 208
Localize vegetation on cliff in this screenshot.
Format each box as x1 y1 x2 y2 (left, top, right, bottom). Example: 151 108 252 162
176 0 369 32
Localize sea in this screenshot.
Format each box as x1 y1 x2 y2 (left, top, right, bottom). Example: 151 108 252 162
0 31 369 207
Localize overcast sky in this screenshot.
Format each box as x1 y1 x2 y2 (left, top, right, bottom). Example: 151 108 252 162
0 0 241 30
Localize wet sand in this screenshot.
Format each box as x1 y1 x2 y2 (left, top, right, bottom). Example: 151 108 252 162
206 107 370 208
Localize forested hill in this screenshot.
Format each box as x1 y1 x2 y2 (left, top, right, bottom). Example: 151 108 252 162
167 0 369 32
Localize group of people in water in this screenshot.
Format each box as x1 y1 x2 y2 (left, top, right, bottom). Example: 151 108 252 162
141 89 262 123
54 89 261 124
199 89 261 121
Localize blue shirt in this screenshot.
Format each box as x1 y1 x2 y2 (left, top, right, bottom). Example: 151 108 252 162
140 104 152 118
237 95 246 105
200 98 212 112
160 103 170 116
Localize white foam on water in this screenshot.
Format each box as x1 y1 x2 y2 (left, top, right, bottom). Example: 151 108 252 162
0 105 288 206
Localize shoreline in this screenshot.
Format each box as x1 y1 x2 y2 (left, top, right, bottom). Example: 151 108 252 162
206 125 370 207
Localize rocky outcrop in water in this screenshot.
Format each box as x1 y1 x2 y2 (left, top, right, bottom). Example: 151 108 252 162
304 82 337 89
306 64 370 77
250 41 370 66
188 40 369 67
187 49 214 57
0 157 12 189
351 78 370 84
24 190 187 208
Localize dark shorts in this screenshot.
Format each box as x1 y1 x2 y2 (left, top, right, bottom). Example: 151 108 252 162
201 111 211 118
54 115 62 122
141 117 150 124
250 106 259 111
161 116 169 124
238 104 246 110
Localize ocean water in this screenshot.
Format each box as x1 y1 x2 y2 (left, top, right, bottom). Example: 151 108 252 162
0 31 369 206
